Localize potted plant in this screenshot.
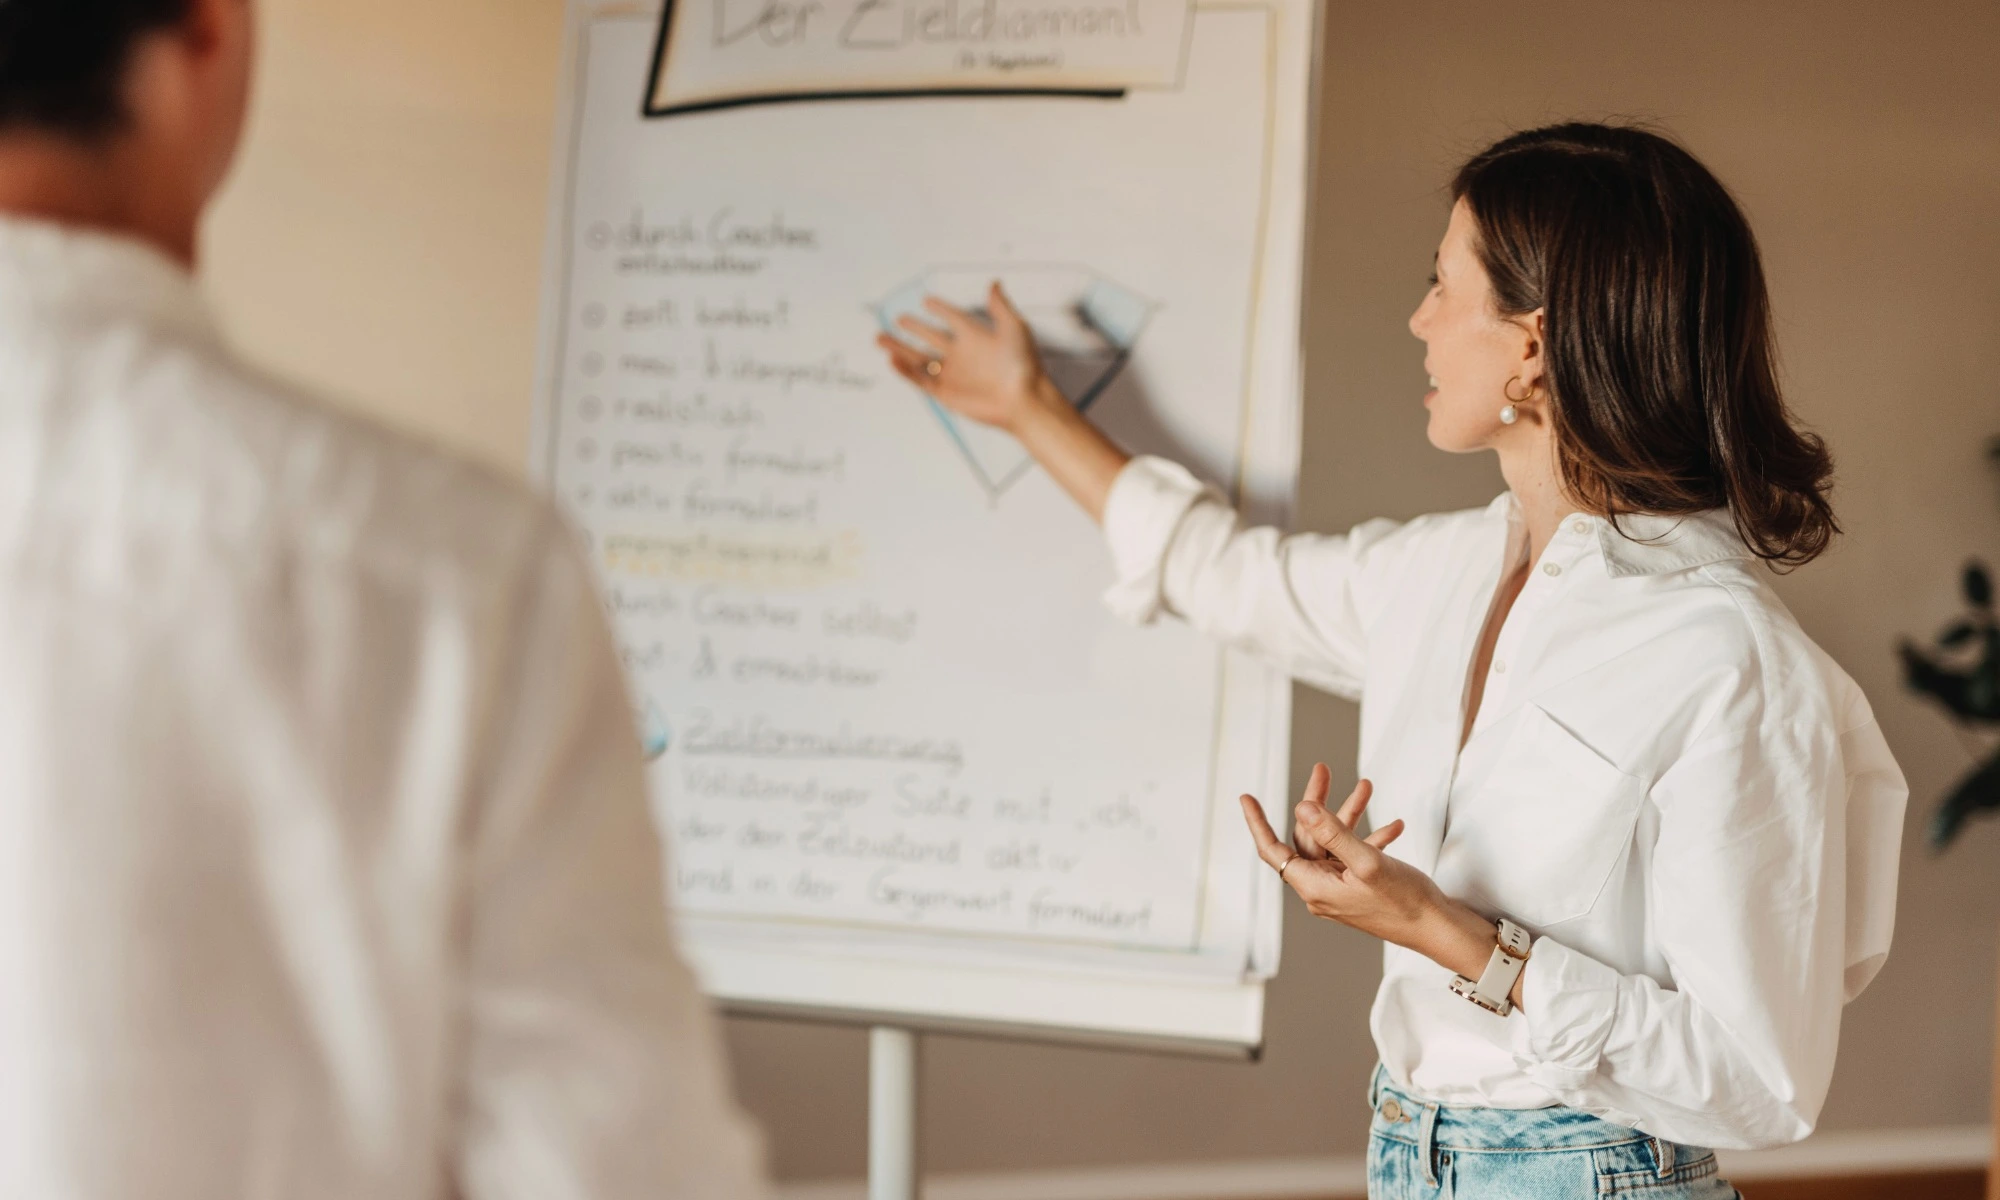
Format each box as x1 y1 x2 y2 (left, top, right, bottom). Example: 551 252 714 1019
1899 559 2000 846
1900 509 2000 1197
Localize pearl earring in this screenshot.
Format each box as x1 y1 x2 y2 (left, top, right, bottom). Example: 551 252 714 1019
1499 404 1519 425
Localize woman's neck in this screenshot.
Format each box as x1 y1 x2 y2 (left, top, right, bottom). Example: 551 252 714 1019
1496 430 1575 566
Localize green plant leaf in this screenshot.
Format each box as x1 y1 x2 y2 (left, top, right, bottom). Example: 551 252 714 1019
1964 561 1993 608
1940 620 1980 647
1930 751 2000 850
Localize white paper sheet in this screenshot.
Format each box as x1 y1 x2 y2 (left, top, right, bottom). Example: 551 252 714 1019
532 0 1314 1047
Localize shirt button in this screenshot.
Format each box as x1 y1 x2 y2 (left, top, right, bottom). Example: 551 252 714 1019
1543 562 1562 577
1492 660 1507 674
1571 520 1590 535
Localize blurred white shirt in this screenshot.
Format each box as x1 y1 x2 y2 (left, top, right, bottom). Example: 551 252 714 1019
1103 456 1907 1150
0 217 766 1200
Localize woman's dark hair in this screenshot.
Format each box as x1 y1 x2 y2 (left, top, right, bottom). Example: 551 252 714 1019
1452 122 1837 568
0 0 193 140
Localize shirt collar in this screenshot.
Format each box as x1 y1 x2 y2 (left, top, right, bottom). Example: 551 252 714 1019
1593 508 1754 577
1493 493 1755 578
0 214 221 349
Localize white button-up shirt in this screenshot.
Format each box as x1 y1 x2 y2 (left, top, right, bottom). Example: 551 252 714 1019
0 218 766 1199
1103 456 1907 1149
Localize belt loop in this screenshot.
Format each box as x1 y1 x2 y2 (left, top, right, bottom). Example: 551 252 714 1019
1650 1136 1673 1179
1418 1103 1441 1187
1368 1066 1383 1111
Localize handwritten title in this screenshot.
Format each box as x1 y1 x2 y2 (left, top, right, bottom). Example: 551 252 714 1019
713 0 1149 50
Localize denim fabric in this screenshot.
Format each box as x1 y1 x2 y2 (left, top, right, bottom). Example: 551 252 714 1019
1366 1067 1741 1199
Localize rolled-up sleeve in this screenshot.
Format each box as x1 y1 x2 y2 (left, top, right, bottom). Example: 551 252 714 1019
1514 688 1908 1149
1101 456 1406 700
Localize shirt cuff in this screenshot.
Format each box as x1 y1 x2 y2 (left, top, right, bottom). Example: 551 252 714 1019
1514 936 1621 1092
1100 456 1217 625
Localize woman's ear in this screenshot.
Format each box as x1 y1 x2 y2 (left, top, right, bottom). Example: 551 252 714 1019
1519 307 1548 394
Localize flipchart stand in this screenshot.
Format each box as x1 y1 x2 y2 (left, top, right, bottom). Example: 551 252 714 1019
869 1027 921 1200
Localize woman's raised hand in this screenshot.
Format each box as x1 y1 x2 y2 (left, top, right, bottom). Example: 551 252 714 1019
872 280 1131 523
875 282 1053 435
1239 764 1444 948
1242 765 1520 995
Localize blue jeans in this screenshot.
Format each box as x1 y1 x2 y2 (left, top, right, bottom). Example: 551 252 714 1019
1367 1067 1740 1199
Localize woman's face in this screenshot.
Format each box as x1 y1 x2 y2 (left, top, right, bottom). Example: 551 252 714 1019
1408 199 1544 454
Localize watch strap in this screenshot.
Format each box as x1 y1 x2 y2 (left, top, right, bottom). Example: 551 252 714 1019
1449 917 1531 1016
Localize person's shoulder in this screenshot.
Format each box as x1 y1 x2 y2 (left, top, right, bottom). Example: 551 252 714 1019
1719 559 1876 713
126 330 569 600
1637 553 1865 744
1686 556 1830 673
1338 494 1508 572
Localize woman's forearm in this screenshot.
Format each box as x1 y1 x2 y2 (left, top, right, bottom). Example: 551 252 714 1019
1421 900 1527 1010
1009 377 1131 524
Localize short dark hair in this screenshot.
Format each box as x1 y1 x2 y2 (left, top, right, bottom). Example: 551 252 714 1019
1453 122 1838 569
0 0 195 139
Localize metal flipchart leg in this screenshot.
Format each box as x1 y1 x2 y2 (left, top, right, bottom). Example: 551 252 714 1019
868 1026 921 1200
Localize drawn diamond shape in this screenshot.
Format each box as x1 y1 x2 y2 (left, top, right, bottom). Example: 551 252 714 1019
878 265 1155 499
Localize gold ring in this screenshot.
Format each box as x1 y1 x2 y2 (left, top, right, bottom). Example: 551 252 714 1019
924 359 943 377
1277 852 1300 882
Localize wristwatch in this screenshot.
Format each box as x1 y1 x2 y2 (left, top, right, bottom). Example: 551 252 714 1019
1448 917 1532 1016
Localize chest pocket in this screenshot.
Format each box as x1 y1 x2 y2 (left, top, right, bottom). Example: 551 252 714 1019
1461 704 1644 928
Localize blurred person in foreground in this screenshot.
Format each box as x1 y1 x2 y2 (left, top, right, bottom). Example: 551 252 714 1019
0 1 766 1196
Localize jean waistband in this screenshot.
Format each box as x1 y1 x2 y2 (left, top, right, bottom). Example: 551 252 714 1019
1368 1065 1697 1154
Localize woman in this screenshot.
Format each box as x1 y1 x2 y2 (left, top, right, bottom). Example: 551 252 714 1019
876 123 1907 1199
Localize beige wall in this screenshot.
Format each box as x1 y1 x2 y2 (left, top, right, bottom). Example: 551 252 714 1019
205 0 2000 1181
206 0 564 472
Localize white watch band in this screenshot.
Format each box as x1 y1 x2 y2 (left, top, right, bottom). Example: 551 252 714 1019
1448 917 1531 1016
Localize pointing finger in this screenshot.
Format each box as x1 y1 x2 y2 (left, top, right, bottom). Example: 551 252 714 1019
1295 799 1329 859
1303 762 1332 810
1364 818 1405 851
895 314 953 352
1292 763 1336 860
923 295 980 334
1297 798 1379 872
877 333 930 369
1334 778 1374 829
1237 794 1290 869
988 282 1024 327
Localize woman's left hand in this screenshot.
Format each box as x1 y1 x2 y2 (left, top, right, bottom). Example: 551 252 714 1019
1240 764 1501 979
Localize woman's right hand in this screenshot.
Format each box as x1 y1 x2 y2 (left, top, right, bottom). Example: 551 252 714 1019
875 280 1132 523
875 282 1056 435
